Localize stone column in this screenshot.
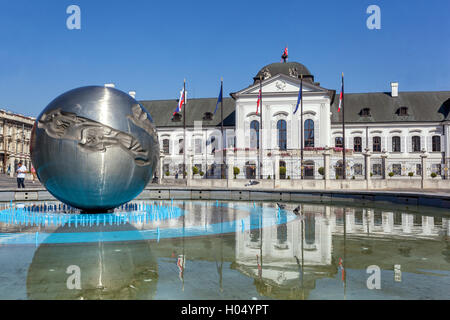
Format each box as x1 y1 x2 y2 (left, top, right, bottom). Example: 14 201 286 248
420 150 429 189
227 151 234 188
158 152 164 185
274 152 280 188
187 152 193 187
381 151 389 180
323 147 331 180
363 148 372 189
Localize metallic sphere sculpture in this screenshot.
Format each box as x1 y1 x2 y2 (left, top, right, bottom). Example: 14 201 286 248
30 86 159 212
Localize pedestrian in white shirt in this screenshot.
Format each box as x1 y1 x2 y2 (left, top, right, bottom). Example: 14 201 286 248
16 162 28 189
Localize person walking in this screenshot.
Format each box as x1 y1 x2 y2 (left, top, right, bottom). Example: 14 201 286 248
31 165 37 183
16 162 28 189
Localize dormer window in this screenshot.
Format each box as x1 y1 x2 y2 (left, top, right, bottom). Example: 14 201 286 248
360 108 371 117
398 107 408 116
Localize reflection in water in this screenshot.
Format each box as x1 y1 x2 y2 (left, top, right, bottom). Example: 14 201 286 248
0 200 449 300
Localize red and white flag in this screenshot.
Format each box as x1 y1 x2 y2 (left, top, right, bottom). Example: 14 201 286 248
256 89 262 115
177 254 185 281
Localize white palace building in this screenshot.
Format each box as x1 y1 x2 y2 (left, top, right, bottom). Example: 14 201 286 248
139 61 450 181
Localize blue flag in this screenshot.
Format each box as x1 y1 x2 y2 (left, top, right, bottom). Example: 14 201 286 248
213 82 223 115
293 79 302 114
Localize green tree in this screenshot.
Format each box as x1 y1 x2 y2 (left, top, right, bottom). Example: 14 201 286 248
233 167 240 179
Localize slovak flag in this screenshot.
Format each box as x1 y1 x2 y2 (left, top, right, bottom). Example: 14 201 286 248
173 88 186 115
256 89 262 114
338 73 343 112
281 47 288 62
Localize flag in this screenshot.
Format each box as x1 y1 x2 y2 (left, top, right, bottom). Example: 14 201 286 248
338 257 345 282
256 89 262 114
213 81 223 115
177 254 185 281
173 87 186 115
281 46 288 62
338 73 343 112
293 77 302 114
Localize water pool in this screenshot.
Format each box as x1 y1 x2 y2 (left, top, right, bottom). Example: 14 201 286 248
0 200 449 300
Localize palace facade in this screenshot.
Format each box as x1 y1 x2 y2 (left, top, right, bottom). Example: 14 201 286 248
0 109 35 175
140 61 450 180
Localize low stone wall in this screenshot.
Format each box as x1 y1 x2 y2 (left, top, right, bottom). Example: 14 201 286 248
184 178 450 190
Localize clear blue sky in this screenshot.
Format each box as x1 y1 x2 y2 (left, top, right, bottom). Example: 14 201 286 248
0 0 449 117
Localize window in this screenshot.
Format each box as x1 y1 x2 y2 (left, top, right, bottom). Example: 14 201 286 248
415 163 421 176
374 211 382 226
335 160 344 178
394 212 402 226
335 137 343 148
432 136 441 152
304 119 314 147
392 136 401 152
304 160 315 179
277 120 287 150
178 139 184 154
398 107 408 116
353 163 363 175
413 215 422 226
162 139 170 154
353 137 362 152
195 138 202 154
372 163 382 176
412 136 421 152
250 120 259 149
431 164 441 176
392 164 402 176
360 108 371 116
279 160 286 179
372 136 381 152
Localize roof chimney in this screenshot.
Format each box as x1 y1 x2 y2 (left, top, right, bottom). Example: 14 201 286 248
391 82 398 97
128 91 136 99
104 83 115 88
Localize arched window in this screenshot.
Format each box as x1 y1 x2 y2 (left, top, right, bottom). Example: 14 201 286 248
335 137 343 148
432 136 441 152
178 139 184 154
304 119 314 147
372 136 381 152
353 137 362 152
277 120 287 150
162 139 170 154
412 136 421 152
392 136 401 152
250 120 259 149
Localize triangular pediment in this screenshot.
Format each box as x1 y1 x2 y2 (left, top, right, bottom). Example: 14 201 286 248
234 74 329 97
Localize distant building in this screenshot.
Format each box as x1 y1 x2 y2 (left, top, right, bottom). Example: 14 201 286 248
0 110 35 175
139 61 450 180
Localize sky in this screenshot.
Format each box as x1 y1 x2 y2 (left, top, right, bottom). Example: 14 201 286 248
0 0 449 117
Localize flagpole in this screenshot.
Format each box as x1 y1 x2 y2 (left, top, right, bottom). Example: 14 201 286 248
259 76 263 179
183 79 186 180
342 73 346 180
300 75 304 180
221 77 225 179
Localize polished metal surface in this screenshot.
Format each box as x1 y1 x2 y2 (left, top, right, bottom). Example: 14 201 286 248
30 86 159 211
